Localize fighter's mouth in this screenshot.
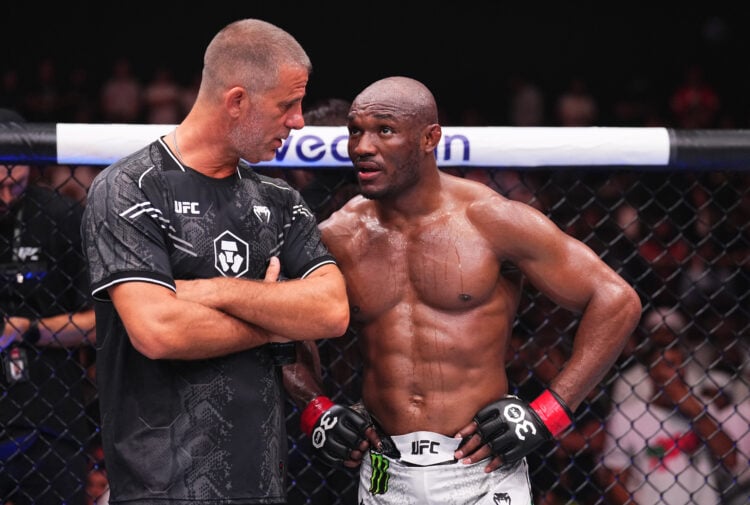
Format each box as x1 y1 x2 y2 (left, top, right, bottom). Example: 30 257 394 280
355 161 379 173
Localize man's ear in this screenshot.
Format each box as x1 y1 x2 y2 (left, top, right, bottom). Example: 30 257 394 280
224 86 248 119
423 123 442 152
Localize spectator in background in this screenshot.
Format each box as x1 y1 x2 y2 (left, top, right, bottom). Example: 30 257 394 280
610 307 701 405
23 58 61 122
613 203 641 243
700 368 750 505
636 212 691 307
611 74 664 126
555 76 598 126
689 312 749 390
143 66 183 124
507 73 546 126
669 63 720 128
600 307 737 505
59 66 98 123
680 175 745 319
0 69 23 113
99 57 143 123
0 109 96 505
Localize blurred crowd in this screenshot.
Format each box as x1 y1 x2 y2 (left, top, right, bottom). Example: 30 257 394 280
0 55 743 130
2 54 750 505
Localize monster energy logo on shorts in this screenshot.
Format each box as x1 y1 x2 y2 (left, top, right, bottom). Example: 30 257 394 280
369 452 390 495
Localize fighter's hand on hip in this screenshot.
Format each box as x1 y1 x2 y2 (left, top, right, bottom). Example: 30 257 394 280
301 396 378 469
456 391 573 472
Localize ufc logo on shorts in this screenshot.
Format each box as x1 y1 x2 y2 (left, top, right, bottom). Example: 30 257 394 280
503 403 538 441
411 440 440 455
312 410 338 449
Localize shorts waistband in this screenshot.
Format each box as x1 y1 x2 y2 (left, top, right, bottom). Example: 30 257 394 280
390 431 461 467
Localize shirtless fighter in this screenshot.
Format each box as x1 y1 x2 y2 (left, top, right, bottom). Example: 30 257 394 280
300 76 642 504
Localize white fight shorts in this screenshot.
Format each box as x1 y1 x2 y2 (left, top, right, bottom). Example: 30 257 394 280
358 431 533 505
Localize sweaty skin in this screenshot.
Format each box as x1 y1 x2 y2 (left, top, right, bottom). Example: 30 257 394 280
319 76 642 472
324 181 520 436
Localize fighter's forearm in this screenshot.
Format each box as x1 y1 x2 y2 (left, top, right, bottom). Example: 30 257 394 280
282 341 325 409
550 283 641 411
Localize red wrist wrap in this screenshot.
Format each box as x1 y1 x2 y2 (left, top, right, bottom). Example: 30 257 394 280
530 389 573 437
300 396 335 436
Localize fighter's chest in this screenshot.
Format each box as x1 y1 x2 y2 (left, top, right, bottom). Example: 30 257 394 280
344 222 500 315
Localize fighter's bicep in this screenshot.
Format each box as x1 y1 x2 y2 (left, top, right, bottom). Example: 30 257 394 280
516 232 610 311
483 198 604 305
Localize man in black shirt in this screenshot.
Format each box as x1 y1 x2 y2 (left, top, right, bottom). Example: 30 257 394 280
0 108 96 505
82 19 349 504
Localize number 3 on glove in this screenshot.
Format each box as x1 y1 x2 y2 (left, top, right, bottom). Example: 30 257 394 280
300 396 372 468
311 409 338 448
473 390 573 466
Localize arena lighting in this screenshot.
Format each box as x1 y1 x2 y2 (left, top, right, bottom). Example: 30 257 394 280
2 123 750 169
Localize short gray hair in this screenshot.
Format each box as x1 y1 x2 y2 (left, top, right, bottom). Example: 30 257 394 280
201 18 311 95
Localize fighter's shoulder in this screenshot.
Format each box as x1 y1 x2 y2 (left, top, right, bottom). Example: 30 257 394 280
444 171 501 200
319 195 371 233
449 176 514 216
450 176 552 234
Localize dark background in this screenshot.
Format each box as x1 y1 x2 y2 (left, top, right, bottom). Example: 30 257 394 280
6 4 750 125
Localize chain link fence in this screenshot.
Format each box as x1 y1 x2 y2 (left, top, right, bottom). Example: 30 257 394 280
2 164 748 504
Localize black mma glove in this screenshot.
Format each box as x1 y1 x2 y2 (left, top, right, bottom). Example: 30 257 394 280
300 396 371 468
473 389 573 466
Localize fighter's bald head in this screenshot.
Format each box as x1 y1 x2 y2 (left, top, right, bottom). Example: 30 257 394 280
349 76 438 127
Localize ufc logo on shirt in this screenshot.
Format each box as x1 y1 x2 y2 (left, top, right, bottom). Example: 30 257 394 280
175 201 200 214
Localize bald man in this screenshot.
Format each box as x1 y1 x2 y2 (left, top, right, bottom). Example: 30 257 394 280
300 77 642 504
